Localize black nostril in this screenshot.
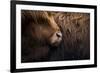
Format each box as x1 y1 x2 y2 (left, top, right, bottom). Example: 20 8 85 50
56 32 62 38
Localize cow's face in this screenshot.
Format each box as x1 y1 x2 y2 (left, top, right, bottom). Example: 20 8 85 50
22 11 62 47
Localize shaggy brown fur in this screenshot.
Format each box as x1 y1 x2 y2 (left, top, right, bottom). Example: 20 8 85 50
21 10 90 62
53 12 90 60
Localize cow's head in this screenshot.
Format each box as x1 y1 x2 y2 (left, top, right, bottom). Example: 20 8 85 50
22 10 62 47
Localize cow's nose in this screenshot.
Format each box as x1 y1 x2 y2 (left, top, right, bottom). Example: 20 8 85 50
56 32 62 38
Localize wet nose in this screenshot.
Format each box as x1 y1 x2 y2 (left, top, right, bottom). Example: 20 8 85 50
56 32 62 38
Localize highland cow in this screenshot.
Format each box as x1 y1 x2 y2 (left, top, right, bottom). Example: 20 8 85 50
21 10 90 62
